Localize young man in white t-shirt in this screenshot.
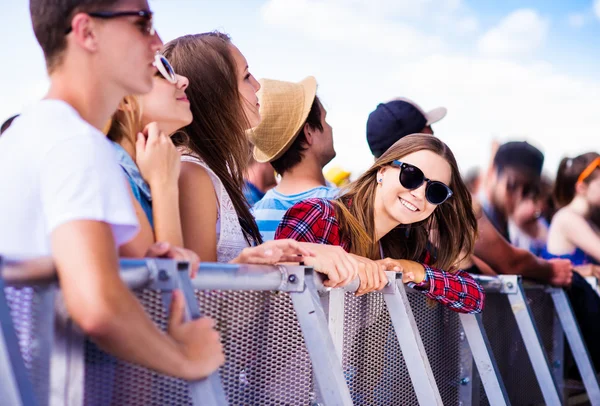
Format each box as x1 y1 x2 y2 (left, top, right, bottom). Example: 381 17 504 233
0 0 223 380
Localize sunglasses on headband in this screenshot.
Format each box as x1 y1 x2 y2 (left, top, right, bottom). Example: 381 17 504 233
153 53 177 84
391 160 453 205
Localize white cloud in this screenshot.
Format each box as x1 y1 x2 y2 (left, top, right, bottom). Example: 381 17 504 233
321 53 600 177
261 0 444 56
567 13 586 28
595 0 600 20
478 9 549 57
260 0 479 57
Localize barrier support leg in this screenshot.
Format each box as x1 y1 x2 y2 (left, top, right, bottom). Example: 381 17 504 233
290 269 353 406
150 259 227 406
459 313 511 406
383 272 443 406
549 288 600 405
502 275 562 406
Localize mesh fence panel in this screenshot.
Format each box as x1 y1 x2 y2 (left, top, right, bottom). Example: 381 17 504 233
409 293 463 405
342 290 463 405
4 286 51 406
84 289 314 406
477 289 562 405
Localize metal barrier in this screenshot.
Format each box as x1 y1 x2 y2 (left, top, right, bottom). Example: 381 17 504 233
1 256 599 405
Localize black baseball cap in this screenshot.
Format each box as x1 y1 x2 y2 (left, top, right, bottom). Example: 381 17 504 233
366 97 447 158
494 141 544 177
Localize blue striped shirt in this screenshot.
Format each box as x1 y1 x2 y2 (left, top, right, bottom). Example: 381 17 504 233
252 186 339 241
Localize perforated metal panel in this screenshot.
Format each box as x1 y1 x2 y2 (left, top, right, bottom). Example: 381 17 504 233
343 290 465 406
4 286 51 406
343 291 416 405
409 292 463 405
84 289 190 406
477 289 563 405
83 289 315 406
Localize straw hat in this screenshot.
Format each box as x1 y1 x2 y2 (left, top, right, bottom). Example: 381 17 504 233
248 76 317 163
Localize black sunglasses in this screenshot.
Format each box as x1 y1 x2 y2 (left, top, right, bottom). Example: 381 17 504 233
391 160 453 205
65 10 155 35
506 178 541 199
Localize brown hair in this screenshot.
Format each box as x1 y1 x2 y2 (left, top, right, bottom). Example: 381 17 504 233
30 0 119 73
554 152 600 208
106 96 143 150
162 32 262 245
333 134 477 270
270 96 323 175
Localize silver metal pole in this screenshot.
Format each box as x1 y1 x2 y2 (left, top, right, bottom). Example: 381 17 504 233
149 259 227 406
549 288 600 405
383 272 443 405
503 275 561 406
459 313 510 406
191 263 305 292
290 268 353 406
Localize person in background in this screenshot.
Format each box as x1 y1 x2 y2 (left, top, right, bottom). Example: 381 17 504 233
545 152 600 270
277 134 485 312
250 77 339 241
366 97 446 158
1 114 19 135
164 33 366 286
0 0 223 381
483 144 600 373
507 179 551 256
325 166 352 187
463 167 482 195
244 152 277 206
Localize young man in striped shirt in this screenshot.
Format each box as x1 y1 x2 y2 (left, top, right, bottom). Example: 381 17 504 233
250 77 338 241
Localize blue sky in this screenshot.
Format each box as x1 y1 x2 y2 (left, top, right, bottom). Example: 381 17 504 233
1 0 600 177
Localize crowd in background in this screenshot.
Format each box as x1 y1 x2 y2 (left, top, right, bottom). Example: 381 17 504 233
1 0 599 392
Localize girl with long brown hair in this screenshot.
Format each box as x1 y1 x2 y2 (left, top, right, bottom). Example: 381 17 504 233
107 51 318 269
544 152 600 269
161 32 367 284
162 32 263 263
276 134 484 313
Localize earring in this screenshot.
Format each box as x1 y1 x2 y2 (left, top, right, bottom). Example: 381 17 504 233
377 178 383 183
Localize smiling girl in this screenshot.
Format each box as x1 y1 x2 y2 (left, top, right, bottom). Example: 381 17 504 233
276 134 484 313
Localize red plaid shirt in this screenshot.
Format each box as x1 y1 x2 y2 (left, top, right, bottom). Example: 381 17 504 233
275 198 484 314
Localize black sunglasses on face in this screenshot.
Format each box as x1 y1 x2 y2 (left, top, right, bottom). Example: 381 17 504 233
391 160 453 205
65 10 155 35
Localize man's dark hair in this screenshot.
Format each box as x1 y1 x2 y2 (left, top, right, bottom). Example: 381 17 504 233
1 115 19 135
30 0 120 72
271 96 323 175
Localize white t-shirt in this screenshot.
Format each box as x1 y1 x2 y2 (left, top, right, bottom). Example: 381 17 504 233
0 100 139 256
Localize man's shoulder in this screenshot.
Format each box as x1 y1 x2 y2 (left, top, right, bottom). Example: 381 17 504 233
5 100 105 150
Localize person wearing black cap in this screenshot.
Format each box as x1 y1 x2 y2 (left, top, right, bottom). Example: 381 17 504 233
367 97 447 158
481 142 600 376
481 141 545 239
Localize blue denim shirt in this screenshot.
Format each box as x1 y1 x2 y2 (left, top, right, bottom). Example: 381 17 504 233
111 142 154 229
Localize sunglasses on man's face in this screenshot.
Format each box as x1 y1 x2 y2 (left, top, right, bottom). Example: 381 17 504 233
65 10 155 36
506 178 541 199
391 160 453 205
